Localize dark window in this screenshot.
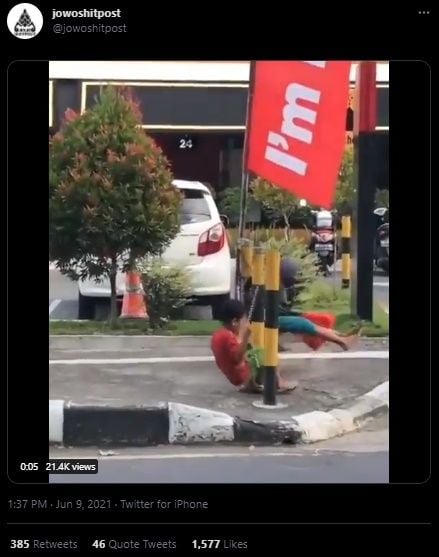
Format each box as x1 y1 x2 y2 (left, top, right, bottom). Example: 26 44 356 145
55 79 81 129
86 85 248 127
346 108 354 131
345 89 388 131
180 189 211 224
377 87 389 127
84 83 388 130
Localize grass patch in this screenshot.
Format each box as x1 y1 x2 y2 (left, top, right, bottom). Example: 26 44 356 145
50 306 387 337
334 307 388 337
49 319 220 336
296 283 388 337
166 320 220 335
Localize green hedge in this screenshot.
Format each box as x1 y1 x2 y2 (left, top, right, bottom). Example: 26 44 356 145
226 228 311 257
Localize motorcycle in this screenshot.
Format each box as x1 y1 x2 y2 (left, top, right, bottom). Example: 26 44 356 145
310 211 336 275
375 222 389 275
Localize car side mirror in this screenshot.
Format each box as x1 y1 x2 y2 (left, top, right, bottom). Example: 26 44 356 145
220 214 229 228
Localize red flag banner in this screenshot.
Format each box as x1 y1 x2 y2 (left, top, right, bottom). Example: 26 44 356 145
246 61 351 208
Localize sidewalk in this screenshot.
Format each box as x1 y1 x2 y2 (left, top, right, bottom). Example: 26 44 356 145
49 351 388 422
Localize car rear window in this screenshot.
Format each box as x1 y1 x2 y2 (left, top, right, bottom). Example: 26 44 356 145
180 189 212 224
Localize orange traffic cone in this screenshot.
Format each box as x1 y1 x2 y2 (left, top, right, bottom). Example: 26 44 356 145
120 271 148 319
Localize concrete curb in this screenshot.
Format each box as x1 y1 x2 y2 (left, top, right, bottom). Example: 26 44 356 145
49 381 388 447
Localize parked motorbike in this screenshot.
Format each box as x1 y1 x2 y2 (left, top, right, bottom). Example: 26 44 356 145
375 222 389 275
310 210 336 275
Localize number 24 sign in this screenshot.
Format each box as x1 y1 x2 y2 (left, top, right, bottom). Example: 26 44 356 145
179 137 193 149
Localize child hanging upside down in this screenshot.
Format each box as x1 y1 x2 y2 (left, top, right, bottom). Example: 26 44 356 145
278 256 361 350
278 314 360 351
211 299 296 394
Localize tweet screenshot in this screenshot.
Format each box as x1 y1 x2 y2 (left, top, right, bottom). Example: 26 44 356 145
3 3 432 552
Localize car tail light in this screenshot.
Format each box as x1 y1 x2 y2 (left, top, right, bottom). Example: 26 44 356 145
198 223 225 256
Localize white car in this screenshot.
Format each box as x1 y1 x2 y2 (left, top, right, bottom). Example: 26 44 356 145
78 180 231 319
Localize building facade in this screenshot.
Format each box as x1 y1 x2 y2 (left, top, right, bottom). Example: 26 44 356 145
49 61 389 191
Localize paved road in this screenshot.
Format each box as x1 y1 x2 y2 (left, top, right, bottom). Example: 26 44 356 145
50 420 389 484
52 451 388 483
49 262 389 320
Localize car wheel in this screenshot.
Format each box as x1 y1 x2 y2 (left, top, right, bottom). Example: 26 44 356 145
211 294 230 320
78 291 96 320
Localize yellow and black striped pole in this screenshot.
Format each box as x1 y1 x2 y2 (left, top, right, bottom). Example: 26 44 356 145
250 246 265 351
263 249 281 405
241 239 254 314
341 216 351 289
240 239 254 283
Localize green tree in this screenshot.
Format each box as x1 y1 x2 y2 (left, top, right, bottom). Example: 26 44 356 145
251 177 300 237
335 150 389 212
217 186 241 226
335 148 355 213
49 87 182 324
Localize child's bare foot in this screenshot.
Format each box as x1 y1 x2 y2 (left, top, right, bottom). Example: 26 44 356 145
340 333 360 351
277 380 298 393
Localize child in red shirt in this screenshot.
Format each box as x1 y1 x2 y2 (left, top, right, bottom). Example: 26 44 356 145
211 299 295 393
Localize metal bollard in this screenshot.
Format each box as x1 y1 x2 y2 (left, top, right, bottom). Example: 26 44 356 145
236 237 253 302
240 240 254 281
341 216 351 289
263 249 281 406
250 247 265 351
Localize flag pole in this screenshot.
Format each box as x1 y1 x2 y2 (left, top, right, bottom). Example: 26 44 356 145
235 60 256 301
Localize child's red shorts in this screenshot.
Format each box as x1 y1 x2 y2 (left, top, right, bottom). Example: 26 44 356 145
301 312 336 350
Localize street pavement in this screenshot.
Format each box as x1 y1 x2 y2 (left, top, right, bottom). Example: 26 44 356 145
49 261 389 320
50 417 389 483
49 342 388 422
49 268 389 484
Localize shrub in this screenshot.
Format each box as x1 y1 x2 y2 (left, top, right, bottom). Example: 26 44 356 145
217 186 241 226
335 148 355 213
251 176 300 234
227 228 311 258
296 280 350 310
260 235 321 297
139 261 192 329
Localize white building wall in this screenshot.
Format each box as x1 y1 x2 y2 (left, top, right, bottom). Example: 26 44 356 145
49 61 389 84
